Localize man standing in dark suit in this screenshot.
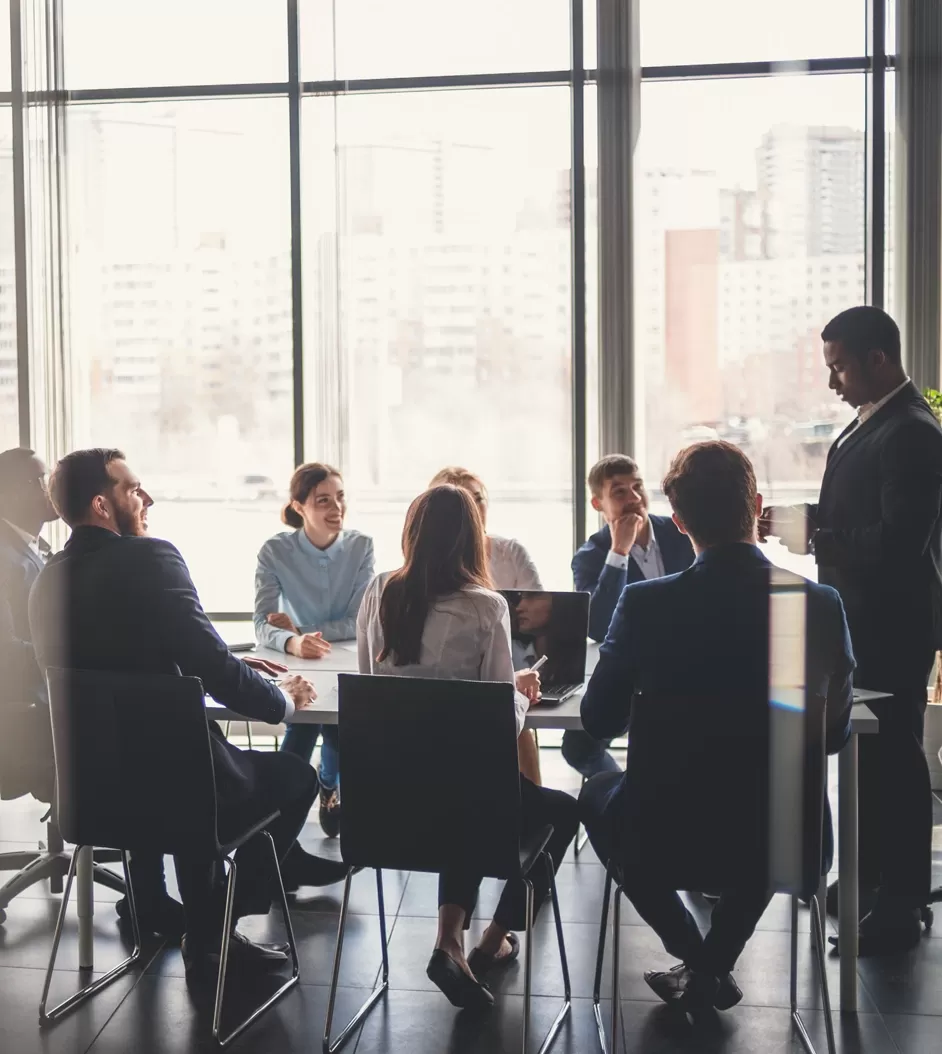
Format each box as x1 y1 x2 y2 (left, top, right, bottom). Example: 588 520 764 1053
580 442 855 1014
29 448 347 981
0 448 58 804
763 306 942 954
566 455 695 778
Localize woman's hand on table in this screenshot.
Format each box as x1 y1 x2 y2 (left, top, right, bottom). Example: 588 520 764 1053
515 669 542 706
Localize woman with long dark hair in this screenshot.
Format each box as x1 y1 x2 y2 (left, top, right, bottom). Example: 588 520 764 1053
356 485 579 1010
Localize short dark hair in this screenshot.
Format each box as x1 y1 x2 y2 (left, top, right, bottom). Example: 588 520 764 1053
49 448 125 526
662 441 757 547
821 306 901 365
0 447 37 492
587 454 640 498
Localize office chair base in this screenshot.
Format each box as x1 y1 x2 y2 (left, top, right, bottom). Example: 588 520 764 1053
212 831 300 1048
324 868 390 1054
39 848 142 1025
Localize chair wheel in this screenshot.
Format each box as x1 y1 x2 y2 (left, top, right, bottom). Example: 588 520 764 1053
920 905 933 930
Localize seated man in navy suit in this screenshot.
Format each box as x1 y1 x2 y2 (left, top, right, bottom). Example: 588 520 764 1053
0 448 58 804
580 442 854 1016
566 455 695 778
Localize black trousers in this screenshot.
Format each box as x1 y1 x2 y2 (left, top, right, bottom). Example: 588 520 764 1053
438 776 579 932
855 641 934 906
163 750 318 947
580 773 772 977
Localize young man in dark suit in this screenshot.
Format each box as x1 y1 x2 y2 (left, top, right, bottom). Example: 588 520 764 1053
29 448 347 981
566 455 695 778
0 449 58 804
763 306 942 954
580 442 855 1015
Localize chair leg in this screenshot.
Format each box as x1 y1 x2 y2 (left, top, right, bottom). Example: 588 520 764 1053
212 833 302 1047
592 869 613 1053
610 884 621 1054
522 877 535 1054
245 723 254 750
323 869 389 1054
791 893 837 1054
0 852 68 914
39 849 142 1025
573 776 588 857
533 853 572 1054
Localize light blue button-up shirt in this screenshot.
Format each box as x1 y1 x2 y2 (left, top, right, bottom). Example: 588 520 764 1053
254 528 375 652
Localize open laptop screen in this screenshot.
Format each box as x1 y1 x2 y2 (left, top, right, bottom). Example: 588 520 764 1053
501 590 590 687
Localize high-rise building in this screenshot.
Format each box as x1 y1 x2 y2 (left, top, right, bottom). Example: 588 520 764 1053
757 125 865 259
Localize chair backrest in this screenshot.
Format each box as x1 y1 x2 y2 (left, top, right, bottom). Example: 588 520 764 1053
618 692 827 898
337 673 522 880
45 668 219 854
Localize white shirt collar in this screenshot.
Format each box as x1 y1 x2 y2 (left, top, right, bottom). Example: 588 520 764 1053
2 517 38 548
857 377 910 426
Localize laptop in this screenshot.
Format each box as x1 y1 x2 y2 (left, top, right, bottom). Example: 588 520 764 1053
501 590 590 703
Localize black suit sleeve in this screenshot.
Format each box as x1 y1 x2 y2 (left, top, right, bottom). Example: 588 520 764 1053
0 564 41 701
581 584 637 740
148 541 288 724
814 421 942 568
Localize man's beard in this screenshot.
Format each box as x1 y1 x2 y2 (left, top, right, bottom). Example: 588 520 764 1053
115 506 147 537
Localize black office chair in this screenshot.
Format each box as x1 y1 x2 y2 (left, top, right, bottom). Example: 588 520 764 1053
41 668 300 1047
0 703 126 924
323 673 571 1054
590 693 836 1054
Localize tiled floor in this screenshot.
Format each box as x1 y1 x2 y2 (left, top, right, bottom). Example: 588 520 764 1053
1 751 941 1054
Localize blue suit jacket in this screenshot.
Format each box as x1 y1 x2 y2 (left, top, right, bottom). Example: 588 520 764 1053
572 515 695 642
581 544 855 877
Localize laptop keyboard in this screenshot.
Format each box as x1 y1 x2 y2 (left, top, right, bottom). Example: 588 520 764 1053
543 684 583 701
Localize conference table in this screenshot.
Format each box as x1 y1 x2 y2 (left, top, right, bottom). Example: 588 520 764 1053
76 640 882 1013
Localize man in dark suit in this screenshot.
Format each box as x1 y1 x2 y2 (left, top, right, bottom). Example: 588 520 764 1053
763 306 942 954
566 455 695 778
29 448 347 980
580 442 854 1014
0 448 58 804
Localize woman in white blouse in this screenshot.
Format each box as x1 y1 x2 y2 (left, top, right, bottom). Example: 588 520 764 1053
357 484 579 1011
428 466 544 784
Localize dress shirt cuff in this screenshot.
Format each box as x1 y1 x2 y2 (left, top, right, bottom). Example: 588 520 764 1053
280 687 295 722
605 550 629 570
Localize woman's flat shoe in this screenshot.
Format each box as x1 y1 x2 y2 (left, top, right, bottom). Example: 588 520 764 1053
426 949 495 1009
467 932 521 978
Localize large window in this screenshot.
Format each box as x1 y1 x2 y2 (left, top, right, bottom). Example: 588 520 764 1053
302 87 574 583
635 74 863 502
65 99 294 610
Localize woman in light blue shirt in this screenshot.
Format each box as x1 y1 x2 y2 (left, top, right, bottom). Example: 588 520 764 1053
255 462 374 836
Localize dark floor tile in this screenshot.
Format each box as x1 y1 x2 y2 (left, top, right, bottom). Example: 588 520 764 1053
881 1011 942 1054
0 962 141 1054
352 988 619 1054
85 974 374 1054
285 867 409 918
620 1000 899 1054
855 932 942 1016
0 894 164 972
145 908 388 991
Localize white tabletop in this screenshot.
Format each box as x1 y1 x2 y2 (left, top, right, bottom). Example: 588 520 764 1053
214 642 882 734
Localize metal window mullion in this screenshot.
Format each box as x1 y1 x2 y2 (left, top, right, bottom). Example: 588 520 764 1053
866 0 887 308
895 0 942 389
570 0 586 549
597 0 639 461
10 0 31 446
287 0 304 467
